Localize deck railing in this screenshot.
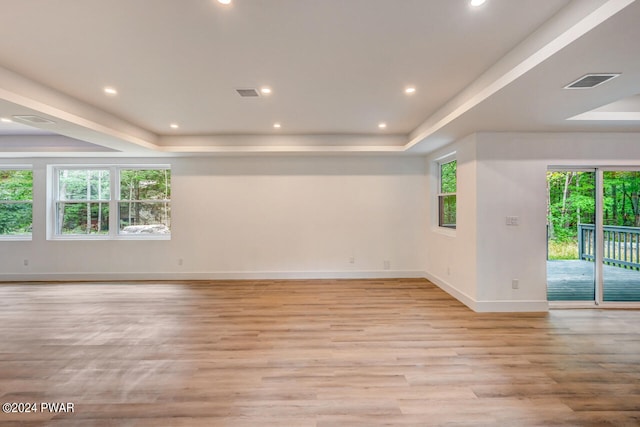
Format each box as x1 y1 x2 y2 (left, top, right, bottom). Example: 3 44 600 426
578 224 640 270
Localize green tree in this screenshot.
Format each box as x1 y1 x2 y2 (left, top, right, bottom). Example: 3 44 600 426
546 171 595 243
119 169 171 229
57 169 110 234
0 170 33 235
603 171 640 226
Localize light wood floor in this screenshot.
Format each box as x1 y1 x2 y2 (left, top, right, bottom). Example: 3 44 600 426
0 279 639 426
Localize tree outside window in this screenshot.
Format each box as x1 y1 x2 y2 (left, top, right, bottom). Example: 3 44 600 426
56 169 110 235
438 159 456 229
0 169 33 237
52 166 170 239
118 169 171 235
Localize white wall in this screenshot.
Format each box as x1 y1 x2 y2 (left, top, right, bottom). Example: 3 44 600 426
426 131 640 312
476 132 640 311
475 135 549 310
0 155 427 281
9 131 639 312
424 134 478 306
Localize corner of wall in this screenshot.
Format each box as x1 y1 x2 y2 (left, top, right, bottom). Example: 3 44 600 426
424 135 479 305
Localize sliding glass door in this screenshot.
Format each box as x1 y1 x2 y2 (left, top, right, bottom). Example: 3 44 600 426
602 171 640 302
547 168 640 305
547 170 596 302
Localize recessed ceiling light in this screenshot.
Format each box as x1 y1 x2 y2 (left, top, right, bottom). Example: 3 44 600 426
0 117 12 123
103 87 118 96
378 122 387 129
273 123 281 129
470 0 486 6
217 0 231 4
260 87 272 95
405 87 416 94
170 123 179 129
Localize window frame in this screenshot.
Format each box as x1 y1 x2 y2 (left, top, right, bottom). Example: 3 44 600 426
48 165 171 241
436 154 457 230
0 165 33 241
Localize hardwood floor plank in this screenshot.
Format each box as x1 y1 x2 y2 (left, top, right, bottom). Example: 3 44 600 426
0 279 639 425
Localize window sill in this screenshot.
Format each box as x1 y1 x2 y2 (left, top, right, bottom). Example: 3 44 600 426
432 226 457 238
0 235 32 242
48 235 171 241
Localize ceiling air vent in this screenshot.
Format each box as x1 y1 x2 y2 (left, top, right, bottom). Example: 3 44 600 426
564 73 620 89
236 88 260 97
12 115 56 124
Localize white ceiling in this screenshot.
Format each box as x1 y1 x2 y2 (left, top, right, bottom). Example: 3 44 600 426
0 0 638 156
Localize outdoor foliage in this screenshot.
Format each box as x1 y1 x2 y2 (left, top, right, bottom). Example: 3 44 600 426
440 160 457 194
439 160 457 228
547 171 595 243
547 171 640 259
56 168 171 235
602 171 640 227
0 168 171 237
57 169 110 234
119 169 171 232
0 170 33 235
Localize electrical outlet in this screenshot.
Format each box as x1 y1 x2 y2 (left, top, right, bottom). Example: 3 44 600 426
178 258 183 266
384 260 391 270
349 256 355 264
512 279 519 289
23 259 29 266
447 267 451 275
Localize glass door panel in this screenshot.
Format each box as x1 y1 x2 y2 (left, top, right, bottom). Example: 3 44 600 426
547 171 596 301
602 171 640 302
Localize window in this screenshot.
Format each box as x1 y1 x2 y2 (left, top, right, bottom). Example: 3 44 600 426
0 167 33 239
55 169 110 235
438 158 456 229
118 169 171 235
51 166 170 239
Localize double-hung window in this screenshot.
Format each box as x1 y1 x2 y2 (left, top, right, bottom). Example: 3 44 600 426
51 166 170 239
55 168 110 235
437 156 457 229
0 167 33 239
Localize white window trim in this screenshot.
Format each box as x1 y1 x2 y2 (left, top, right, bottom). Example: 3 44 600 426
0 165 33 241
434 153 457 235
47 165 171 241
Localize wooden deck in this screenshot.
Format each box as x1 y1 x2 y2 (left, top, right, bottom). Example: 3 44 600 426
547 260 640 301
1 279 639 426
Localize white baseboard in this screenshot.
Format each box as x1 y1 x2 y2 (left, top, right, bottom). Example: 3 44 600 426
0 270 426 282
423 271 548 313
423 271 477 310
473 300 549 312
